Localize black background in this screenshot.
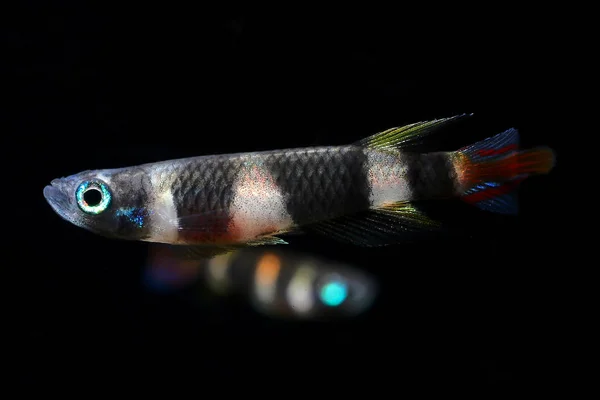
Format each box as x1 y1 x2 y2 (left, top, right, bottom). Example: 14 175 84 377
5 3 564 393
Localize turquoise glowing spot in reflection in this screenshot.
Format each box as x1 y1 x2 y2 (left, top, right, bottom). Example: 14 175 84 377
320 281 348 307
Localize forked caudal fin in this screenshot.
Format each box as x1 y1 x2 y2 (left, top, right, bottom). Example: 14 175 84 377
453 128 556 215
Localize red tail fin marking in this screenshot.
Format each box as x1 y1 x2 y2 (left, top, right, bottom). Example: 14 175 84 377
462 148 555 185
462 179 523 205
476 144 518 158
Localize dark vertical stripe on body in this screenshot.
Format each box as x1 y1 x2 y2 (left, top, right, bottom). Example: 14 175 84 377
263 146 371 225
404 152 457 199
169 156 240 239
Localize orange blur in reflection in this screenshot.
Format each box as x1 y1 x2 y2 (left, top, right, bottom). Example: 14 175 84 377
256 252 281 286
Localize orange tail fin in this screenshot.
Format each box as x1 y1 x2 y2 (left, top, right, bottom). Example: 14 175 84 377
454 128 555 215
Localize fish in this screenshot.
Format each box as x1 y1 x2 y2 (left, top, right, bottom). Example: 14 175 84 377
43 114 555 257
144 244 378 320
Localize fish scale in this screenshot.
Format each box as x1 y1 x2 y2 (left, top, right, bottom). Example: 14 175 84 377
170 156 240 217
262 146 371 225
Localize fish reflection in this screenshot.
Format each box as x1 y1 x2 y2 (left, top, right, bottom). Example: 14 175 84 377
144 245 378 320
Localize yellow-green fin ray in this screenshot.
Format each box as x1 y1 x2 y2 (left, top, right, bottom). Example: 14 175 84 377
169 245 238 260
245 236 289 246
375 202 441 230
303 201 441 247
168 235 287 260
355 113 472 150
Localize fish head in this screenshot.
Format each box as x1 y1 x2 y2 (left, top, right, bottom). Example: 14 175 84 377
43 167 155 241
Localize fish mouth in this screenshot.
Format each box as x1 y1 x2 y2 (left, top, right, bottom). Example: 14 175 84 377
43 179 73 222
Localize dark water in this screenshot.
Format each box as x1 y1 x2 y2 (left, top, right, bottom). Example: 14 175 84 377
5 5 563 392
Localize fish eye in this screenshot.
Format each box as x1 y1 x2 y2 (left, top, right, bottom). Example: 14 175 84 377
76 180 112 214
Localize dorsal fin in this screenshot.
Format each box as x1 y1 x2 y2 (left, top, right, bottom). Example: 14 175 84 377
355 113 473 151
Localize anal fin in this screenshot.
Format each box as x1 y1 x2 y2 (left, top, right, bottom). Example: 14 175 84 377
245 235 289 246
304 202 441 247
167 235 287 260
170 245 239 260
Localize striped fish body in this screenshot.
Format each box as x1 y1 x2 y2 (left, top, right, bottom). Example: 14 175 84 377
143 145 458 245
44 115 555 253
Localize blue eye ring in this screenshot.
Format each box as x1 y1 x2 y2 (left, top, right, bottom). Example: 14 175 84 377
76 180 112 214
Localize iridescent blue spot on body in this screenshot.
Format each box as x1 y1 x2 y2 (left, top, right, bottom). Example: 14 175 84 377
320 280 348 307
116 207 149 228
